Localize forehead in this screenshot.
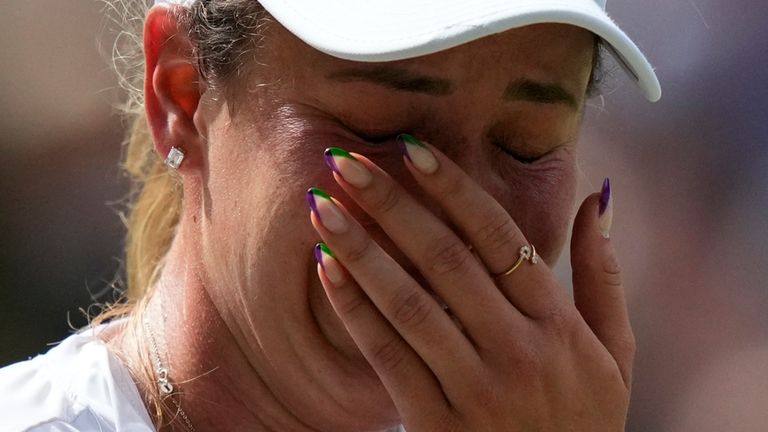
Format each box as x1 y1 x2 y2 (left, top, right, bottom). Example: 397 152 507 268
263 22 595 88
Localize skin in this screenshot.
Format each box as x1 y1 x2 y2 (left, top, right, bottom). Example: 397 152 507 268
109 4 635 431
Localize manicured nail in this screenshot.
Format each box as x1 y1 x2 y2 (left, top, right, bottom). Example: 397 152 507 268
324 147 373 188
307 188 349 233
598 178 613 239
314 243 346 285
397 134 439 174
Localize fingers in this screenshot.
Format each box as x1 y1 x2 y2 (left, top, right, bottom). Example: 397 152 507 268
571 181 636 388
323 147 521 339
314 244 450 420
395 135 571 320
307 190 481 382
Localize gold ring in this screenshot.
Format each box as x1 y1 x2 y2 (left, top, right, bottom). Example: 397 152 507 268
494 244 539 278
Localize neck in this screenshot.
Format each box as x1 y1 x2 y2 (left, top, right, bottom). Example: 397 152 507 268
116 236 315 431
110 222 399 431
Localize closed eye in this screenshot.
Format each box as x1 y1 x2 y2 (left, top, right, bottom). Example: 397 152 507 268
494 142 546 164
351 129 401 146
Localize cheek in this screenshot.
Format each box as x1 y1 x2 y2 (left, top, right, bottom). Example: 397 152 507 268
491 150 578 263
200 120 378 269
195 124 347 324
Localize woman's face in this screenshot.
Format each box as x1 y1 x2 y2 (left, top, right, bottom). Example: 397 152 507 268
190 21 595 426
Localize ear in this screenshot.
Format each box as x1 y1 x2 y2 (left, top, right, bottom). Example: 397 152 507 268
144 4 205 174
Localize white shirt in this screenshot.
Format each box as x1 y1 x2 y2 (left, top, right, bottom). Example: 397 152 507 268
0 324 407 432
0 322 155 432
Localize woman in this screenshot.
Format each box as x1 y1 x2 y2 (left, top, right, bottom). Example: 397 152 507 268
0 0 660 430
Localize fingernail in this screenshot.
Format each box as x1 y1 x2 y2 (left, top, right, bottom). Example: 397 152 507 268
598 178 613 239
397 134 439 174
314 243 346 285
324 147 373 188
307 188 349 233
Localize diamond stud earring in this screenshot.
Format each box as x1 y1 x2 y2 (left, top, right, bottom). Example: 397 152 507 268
164 146 185 170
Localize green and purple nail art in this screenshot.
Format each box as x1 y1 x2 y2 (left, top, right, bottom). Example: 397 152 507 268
598 177 613 238
306 187 331 216
314 242 346 284
324 147 355 175
306 186 349 233
314 242 335 270
323 147 373 188
397 133 439 173
397 133 427 161
599 178 611 216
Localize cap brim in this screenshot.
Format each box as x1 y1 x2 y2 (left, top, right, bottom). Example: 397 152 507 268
258 0 661 102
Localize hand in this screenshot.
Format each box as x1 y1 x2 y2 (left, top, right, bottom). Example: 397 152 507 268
307 138 634 432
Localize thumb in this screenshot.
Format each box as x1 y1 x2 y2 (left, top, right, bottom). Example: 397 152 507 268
571 178 636 388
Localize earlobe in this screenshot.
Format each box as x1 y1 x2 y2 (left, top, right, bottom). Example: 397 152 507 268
144 4 204 173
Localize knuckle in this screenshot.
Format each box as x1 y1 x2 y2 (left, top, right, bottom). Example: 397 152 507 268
602 255 623 288
540 305 578 344
470 375 502 408
344 235 374 264
516 345 545 377
434 173 466 202
425 235 471 277
421 410 462 432
608 331 637 360
369 182 402 214
390 288 434 330
542 304 572 331
473 211 521 253
573 253 624 289
495 343 545 386
371 336 408 373
335 290 368 318
625 335 638 360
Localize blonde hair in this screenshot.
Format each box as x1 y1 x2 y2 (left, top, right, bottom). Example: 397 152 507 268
104 0 268 305
96 2 188 427
100 0 180 307
123 116 183 300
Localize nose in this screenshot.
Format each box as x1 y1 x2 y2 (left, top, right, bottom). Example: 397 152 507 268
403 131 489 240
428 128 488 192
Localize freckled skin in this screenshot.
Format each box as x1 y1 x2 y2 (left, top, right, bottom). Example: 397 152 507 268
191 23 594 429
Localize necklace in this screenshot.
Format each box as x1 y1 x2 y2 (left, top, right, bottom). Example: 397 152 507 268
144 313 197 431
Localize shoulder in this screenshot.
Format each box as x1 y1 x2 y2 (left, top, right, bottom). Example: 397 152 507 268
0 321 155 432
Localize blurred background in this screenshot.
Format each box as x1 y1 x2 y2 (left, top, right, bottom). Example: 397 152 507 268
1 1 766 431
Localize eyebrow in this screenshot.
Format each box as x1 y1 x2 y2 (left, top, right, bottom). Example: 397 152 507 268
326 66 454 96
326 66 578 108
503 78 578 109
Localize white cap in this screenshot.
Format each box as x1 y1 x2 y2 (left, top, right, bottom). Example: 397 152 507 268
157 0 661 101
